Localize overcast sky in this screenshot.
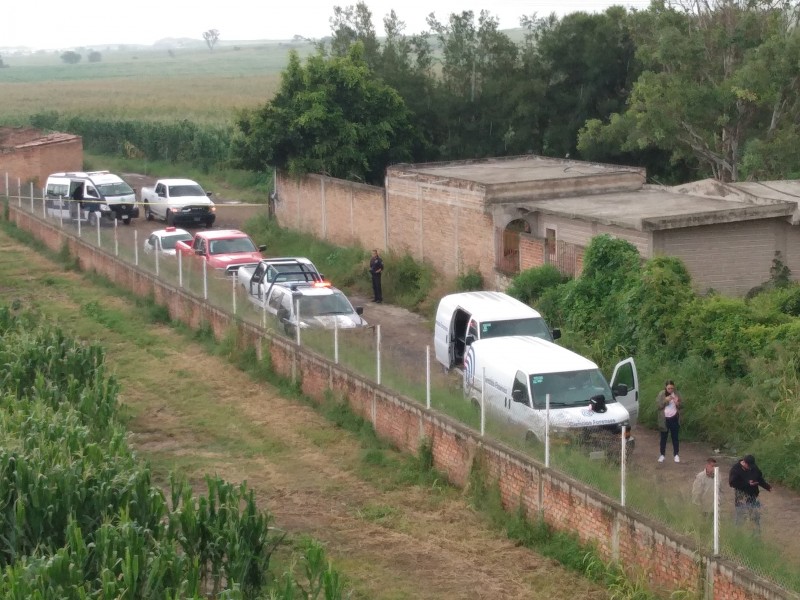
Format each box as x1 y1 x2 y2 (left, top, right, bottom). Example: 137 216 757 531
4 0 652 50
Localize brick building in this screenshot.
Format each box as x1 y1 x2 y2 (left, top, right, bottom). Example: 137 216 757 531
0 127 83 191
277 155 800 296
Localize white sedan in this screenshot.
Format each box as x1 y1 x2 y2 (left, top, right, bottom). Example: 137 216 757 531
143 227 193 256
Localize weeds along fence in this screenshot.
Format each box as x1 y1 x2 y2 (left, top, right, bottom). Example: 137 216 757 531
3 182 800 600
0 308 346 599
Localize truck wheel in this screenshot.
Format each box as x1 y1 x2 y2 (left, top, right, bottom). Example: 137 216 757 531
144 202 153 221
166 210 174 226
88 211 98 227
525 431 541 448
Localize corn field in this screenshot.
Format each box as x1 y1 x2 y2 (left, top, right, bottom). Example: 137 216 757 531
0 305 346 599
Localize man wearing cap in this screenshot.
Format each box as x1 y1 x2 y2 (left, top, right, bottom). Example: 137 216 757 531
729 454 772 533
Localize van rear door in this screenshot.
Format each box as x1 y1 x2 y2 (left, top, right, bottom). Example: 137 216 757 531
434 300 455 369
610 357 639 425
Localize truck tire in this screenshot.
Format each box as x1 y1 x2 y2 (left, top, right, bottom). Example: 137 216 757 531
144 201 153 221
166 210 175 226
88 211 98 227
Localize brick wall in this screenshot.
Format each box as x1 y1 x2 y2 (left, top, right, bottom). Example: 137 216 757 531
519 235 545 271
275 170 497 283
0 138 83 190
8 203 796 600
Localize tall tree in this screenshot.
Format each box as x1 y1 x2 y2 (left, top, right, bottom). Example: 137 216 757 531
580 0 800 181
522 7 640 158
329 2 381 69
203 29 220 52
233 45 417 184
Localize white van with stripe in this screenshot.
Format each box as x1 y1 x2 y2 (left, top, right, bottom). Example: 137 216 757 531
464 336 638 448
434 291 560 371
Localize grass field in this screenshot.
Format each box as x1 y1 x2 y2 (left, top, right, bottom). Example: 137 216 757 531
0 43 308 124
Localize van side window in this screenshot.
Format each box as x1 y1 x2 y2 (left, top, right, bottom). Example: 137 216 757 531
512 371 530 406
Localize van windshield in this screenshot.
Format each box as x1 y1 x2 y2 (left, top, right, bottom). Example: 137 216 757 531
97 182 134 197
480 318 552 341
529 369 614 409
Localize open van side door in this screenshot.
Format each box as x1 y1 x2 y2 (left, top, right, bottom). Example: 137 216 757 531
434 301 457 369
610 357 639 426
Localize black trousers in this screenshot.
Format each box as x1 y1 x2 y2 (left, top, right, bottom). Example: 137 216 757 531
659 415 680 456
371 272 382 301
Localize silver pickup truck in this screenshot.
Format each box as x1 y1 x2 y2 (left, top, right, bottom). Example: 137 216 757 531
238 257 367 333
238 257 323 304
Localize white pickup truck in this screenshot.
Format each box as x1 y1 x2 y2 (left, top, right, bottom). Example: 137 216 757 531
139 178 216 227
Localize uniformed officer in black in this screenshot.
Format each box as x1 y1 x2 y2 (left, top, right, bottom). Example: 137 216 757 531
369 249 383 303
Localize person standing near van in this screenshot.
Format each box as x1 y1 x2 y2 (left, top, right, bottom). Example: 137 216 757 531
369 249 383 303
656 380 681 463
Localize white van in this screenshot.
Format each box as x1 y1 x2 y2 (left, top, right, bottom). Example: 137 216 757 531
463 336 639 448
434 291 560 371
45 171 139 225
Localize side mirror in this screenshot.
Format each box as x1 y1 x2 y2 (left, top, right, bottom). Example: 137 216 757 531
195 248 204 256
206 191 213 197
465 334 475 346
551 328 562 340
356 307 364 315
258 245 267 252
612 383 628 397
511 389 524 403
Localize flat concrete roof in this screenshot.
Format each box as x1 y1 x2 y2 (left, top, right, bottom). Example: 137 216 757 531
524 186 796 231
390 155 643 186
0 126 79 150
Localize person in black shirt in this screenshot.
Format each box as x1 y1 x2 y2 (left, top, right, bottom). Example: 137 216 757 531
369 249 383 303
729 454 771 534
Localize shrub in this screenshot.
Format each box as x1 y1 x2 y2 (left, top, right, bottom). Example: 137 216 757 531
506 264 566 305
456 268 483 291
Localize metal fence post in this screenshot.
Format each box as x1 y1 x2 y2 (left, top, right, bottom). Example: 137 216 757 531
203 260 208 300
480 367 486 436
426 345 431 409
155 244 159 276
376 324 381 385
59 196 64 228
30 182 34 212
295 297 301 345
334 319 339 364
134 230 138 266
96 214 101 247
621 425 627 507
17 178 21 207
713 466 720 556
178 251 183 288
42 188 46 218
545 393 551 468
232 273 237 314
114 219 119 256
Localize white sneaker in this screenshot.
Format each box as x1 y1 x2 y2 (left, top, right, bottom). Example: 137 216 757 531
674 455 680 463
658 455 665 463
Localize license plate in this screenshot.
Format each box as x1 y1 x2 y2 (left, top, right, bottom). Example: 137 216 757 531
194 217 201 222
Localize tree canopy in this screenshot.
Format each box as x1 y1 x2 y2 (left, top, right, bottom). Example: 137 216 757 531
235 1 800 184
233 44 417 184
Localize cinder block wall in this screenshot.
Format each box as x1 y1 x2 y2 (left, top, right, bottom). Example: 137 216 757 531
8 203 796 600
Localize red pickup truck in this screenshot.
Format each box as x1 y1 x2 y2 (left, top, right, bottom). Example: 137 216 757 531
175 229 266 275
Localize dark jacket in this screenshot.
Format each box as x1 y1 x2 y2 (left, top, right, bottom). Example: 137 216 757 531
729 461 771 504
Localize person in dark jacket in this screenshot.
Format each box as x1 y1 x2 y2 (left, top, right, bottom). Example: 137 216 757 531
729 454 771 533
369 249 383 303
